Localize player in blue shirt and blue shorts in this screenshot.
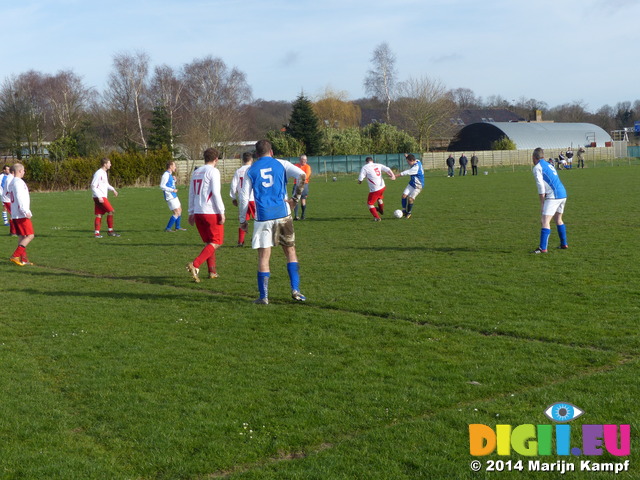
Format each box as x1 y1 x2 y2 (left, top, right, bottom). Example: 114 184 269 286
531 147 568 253
238 140 307 305
397 154 424 219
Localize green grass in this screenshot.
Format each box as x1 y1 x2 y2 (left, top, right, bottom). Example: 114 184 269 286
0 165 638 479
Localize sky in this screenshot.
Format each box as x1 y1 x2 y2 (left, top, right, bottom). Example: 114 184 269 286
2 0 639 112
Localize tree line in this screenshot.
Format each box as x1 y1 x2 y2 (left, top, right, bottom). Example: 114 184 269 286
1 45 639 161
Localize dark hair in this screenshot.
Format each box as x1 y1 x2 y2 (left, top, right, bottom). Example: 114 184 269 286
533 147 544 160
365 156 373 162
203 148 220 163
255 140 272 157
406 154 416 161
242 152 253 164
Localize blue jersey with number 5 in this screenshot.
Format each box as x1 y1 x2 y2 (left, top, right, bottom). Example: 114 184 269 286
246 156 301 221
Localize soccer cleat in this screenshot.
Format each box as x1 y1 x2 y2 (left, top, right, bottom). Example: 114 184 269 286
177 228 187 231
208 272 219 279
236 242 244 247
165 229 175 233
293 217 299 221
10 257 25 266
94 233 103 238
373 217 381 222
405 213 412 219
21 260 34 266
186 262 200 283
107 231 121 237
558 245 569 249
253 297 269 305
291 290 306 302
531 248 548 254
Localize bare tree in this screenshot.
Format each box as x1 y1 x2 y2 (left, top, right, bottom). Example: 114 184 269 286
103 51 150 151
149 64 185 153
364 42 396 123
181 56 252 159
43 70 94 139
449 87 481 109
394 76 456 152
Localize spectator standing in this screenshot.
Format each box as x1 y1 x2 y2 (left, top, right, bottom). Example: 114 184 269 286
446 154 455 177
576 146 586 168
458 153 468 176
565 147 574 169
471 152 479 175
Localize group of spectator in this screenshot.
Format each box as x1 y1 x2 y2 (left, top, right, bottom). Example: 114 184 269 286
446 153 479 177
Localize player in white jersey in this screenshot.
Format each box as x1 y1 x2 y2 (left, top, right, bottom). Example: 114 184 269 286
8 164 35 266
160 161 186 232
238 139 306 304
230 152 256 246
91 158 120 238
186 148 225 282
357 157 396 221
1 164 16 234
531 147 568 254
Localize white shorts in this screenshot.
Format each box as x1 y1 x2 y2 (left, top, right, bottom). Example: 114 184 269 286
542 198 566 216
167 197 181 211
403 185 422 199
252 216 295 249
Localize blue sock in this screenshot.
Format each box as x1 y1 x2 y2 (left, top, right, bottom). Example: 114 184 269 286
407 202 413 213
258 271 270 299
175 215 182 229
540 228 551 251
287 262 300 292
401 198 407 210
165 216 176 230
557 224 567 246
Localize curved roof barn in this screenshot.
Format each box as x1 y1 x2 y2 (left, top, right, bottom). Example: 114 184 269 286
449 122 612 151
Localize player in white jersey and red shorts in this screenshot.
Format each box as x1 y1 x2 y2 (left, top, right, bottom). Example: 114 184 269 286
357 156 396 221
91 158 120 238
230 152 256 246
186 148 225 282
8 164 35 266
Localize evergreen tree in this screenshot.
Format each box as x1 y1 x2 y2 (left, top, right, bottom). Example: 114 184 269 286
286 94 322 155
148 105 173 152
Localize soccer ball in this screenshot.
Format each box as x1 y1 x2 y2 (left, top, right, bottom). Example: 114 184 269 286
332 176 337 182
393 209 403 219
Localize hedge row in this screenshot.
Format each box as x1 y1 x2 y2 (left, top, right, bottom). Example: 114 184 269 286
14 150 172 191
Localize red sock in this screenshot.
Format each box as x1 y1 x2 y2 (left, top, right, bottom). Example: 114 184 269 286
238 228 246 244
94 216 102 232
378 202 384 214
206 250 217 274
107 214 114 230
12 245 25 258
194 244 214 269
369 206 380 219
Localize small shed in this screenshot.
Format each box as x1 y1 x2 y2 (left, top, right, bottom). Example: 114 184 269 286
449 122 612 151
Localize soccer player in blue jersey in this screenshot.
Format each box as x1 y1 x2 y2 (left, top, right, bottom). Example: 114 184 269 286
397 154 424 218
160 161 186 232
531 147 568 254
238 139 307 305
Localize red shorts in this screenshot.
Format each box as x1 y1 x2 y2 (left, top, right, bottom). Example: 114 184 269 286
245 201 256 221
14 217 34 236
94 197 114 215
195 214 224 245
367 187 386 206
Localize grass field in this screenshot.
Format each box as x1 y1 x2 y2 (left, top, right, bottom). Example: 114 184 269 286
1 163 638 479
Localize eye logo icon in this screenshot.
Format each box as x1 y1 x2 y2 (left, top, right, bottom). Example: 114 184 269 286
544 402 584 422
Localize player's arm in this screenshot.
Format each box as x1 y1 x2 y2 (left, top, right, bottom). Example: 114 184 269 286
382 166 396 180
238 173 252 228
159 172 174 193
285 162 306 201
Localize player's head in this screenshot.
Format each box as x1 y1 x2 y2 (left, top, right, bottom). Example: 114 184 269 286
365 156 373 163
299 154 308 165
2 165 9 174
242 152 253 164
100 157 111 169
12 163 24 177
203 148 220 164
255 140 272 158
166 161 176 172
532 147 544 165
406 154 416 165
